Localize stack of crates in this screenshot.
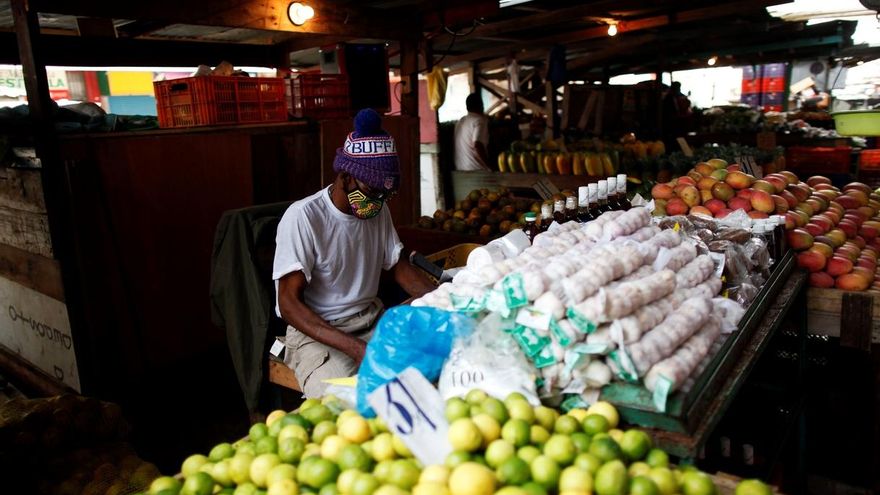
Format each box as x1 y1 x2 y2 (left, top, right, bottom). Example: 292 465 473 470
739 63 788 112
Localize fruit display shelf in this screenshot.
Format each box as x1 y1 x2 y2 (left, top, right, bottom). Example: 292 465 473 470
450 171 607 203
598 252 806 458
805 287 880 347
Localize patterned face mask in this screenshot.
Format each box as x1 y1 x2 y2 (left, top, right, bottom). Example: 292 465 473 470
347 188 384 219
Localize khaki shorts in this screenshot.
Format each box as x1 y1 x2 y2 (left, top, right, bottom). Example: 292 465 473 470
283 298 384 398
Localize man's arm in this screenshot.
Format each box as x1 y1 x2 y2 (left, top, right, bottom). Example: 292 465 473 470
278 271 367 364
392 256 436 298
474 141 492 171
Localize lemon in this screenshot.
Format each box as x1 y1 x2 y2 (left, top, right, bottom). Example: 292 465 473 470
472 414 502 446
300 399 321 411
267 464 298 487
267 410 287 426
647 467 677 495
213 459 235 487
338 468 362 494
567 409 588 422
543 435 576 466
593 460 627 495
279 425 310 444
181 454 209 477
313 421 339 444
230 453 255 485
734 479 772 495
520 482 547 495
446 451 472 468
528 456 560 489
374 485 409 495
608 429 624 444
449 462 496 495
419 465 450 485
495 487 529 495
558 466 593 493
413 483 449 495
337 410 360 428
322 435 352 462
234 482 259 495
373 460 394 483
250 453 282 488
340 416 372 444
448 418 484 452
503 393 529 408
628 462 651 478
496 456 530 485
586 402 619 429
533 407 558 431
371 433 397 461
149 476 182 494
391 435 412 457
303 443 322 460
529 425 550 445
268 479 299 495
446 398 471 422
198 461 215 474
485 439 516 468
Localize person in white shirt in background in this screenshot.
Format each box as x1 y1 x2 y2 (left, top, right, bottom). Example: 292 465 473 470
273 109 435 398
454 92 491 171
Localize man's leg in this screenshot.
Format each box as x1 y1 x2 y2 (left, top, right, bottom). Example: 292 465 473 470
295 342 359 398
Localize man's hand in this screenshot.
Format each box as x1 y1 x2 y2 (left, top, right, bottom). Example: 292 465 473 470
393 255 437 299
278 271 368 362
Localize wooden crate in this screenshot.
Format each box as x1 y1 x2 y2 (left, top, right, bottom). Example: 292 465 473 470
806 288 880 348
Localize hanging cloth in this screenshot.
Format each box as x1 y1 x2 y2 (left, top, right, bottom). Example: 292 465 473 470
427 65 448 111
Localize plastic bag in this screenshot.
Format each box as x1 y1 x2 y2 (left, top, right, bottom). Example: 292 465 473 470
438 313 540 405
356 306 475 416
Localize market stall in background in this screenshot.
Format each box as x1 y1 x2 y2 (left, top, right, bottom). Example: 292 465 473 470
2 0 880 494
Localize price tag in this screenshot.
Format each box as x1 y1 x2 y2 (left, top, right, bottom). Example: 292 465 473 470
533 177 560 201
269 338 285 357
676 137 694 157
367 367 451 466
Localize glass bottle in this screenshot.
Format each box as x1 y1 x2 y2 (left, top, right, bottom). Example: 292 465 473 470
616 173 632 210
597 180 612 213
522 213 539 243
606 176 620 210
588 183 600 218
540 203 553 231
553 199 566 224
577 186 592 223
564 196 578 222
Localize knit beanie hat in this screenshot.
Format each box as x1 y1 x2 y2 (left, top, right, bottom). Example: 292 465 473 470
333 109 400 192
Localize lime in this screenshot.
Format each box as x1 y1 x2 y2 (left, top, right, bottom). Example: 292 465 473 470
279 425 310 444
504 393 528 407
283 413 314 429
507 401 535 424
647 467 677 495
620 430 652 461
446 398 471 422
350 473 380 495
608 429 624 444
466 389 489 405
586 402 619 429
448 418 484 452
567 409 588 422
501 419 531 448
321 484 340 495
371 433 397 462
250 423 270 442
472 454 489 467
529 426 550 446
251 453 282 488
238 441 258 457
628 462 651 478
374 485 408 495
267 464 298 487
257 436 280 455
449 462 496 495
593 460 627 495
680 472 715 495
630 475 660 495
413 483 450 495
588 437 622 463
210 443 236 462
644 449 669 468
321 435 352 462
213 459 235 487
445 451 471 468
337 469 362 494
495 487 529 495
181 472 215 495
339 415 372 444
481 397 510 424
391 435 412 458
516 446 541 464
559 466 593 493
303 443 322 460
301 405 334 426
373 461 394 483
735 479 772 495
570 433 591 453
470 404 484 417
235 482 259 495
581 415 610 436
553 416 580 436
149 476 182 494
299 458 340 489
182 454 209 477
267 410 287 426
268 479 299 495
520 482 547 495
337 410 360 426
485 439 516 468
269 419 286 437
534 406 559 431
387 459 421 490
313 421 338 444
230 453 256 485
472 414 502 446
300 399 321 410
338 444 373 472
279 438 306 464
419 465 450 485
199 461 215 474
542 435 576 466
496 456 530 485
529 456 560 489
572 453 601 475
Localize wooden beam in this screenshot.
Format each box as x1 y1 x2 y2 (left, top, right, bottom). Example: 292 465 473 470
32 0 418 40
400 38 419 117
12 0 52 126
479 78 544 115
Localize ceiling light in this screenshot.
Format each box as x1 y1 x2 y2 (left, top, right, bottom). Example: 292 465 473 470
288 2 315 26
707 55 718 66
607 23 618 36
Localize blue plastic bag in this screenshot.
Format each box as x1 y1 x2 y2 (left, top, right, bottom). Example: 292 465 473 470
356 306 474 416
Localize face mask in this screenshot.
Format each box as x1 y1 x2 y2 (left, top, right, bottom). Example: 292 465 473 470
347 188 384 219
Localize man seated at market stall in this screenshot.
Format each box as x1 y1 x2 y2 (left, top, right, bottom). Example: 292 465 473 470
273 109 435 398
454 92 491 171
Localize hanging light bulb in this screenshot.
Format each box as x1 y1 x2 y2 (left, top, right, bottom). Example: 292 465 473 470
607 23 618 36
288 2 315 26
707 55 718 66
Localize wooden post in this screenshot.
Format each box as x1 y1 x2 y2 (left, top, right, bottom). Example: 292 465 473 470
507 56 518 116
399 38 419 118
12 0 92 393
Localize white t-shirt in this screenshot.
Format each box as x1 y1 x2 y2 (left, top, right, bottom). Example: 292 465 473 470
454 112 490 171
273 186 404 322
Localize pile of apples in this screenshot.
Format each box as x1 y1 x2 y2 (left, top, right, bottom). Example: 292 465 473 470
784 177 880 292
650 158 800 219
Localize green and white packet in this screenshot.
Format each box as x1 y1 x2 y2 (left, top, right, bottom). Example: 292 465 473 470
511 325 549 357
485 288 512 318
608 349 639 384
560 394 590 412
516 306 552 332
550 318 572 347
653 375 673 413
450 293 486 313
533 345 557 369
571 342 613 355
501 273 529 309
566 307 597 334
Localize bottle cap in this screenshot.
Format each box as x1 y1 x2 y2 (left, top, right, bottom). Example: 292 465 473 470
598 180 607 196
607 177 617 192
617 174 627 193
578 186 588 205
566 196 577 208
525 212 537 221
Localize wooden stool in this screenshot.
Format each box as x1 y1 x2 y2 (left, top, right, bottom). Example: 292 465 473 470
268 355 301 392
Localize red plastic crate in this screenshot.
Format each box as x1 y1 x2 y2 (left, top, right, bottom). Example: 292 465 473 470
786 146 852 175
763 105 783 112
741 78 760 94
859 149 880 170
762 77 785 92
154 76 287 128
288 73 350 120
